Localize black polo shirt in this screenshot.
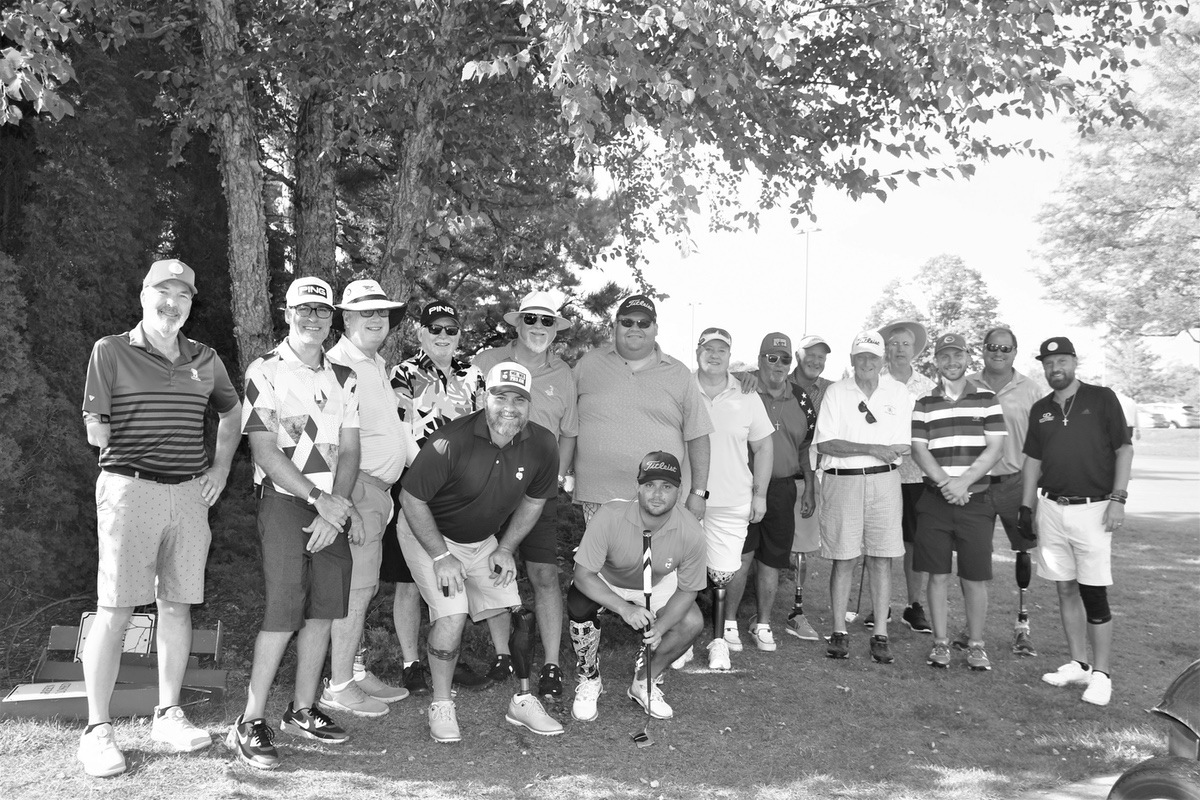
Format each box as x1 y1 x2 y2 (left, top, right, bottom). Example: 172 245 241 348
1023 382 1130 497
401 410 558 543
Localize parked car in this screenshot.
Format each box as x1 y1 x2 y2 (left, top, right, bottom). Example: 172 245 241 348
1138 407 1171 429
1142 403 1200 429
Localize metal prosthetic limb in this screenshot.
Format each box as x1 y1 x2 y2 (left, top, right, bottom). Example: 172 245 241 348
1012 551 1037 656
509 606 537 693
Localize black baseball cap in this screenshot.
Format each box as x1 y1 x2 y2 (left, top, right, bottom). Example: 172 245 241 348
637 451 681 487
1036 336 1076 361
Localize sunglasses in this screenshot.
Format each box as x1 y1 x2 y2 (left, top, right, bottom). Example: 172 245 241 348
858 400 877 424
985 343 1015 353
426 324 460 336
353 309 390 318
291 305 332 319
763 353 792 365
618 317 653 329
523 313 558 328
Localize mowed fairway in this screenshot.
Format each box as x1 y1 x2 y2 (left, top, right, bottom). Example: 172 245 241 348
2 431 1196 800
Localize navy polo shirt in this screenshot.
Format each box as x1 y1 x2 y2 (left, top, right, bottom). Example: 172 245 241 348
401 410 559 543
1023 382 1130 497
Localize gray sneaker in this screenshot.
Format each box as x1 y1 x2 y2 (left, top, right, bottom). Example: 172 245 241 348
927 641 951 669
1012 625 1038 657
966 644 992 671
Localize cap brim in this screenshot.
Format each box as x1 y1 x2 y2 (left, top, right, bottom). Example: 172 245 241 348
487 385 531 400
336 300 404 311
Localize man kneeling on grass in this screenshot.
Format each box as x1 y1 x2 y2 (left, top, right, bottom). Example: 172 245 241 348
568 452 706 722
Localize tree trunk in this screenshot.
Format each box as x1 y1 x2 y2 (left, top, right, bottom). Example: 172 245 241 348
377 0 465 365
197 0 273 377
294 93 337 280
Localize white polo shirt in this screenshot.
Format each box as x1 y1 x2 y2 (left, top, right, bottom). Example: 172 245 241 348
696 372 775 507
813 375 913 471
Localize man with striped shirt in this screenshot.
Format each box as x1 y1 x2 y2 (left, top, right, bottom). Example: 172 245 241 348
79 259 241 777
910 333 1006 671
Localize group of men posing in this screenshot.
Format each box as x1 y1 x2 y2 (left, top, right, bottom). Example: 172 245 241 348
75 259 1133 777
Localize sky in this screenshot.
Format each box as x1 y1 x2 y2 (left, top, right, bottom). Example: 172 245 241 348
579 114 1199 383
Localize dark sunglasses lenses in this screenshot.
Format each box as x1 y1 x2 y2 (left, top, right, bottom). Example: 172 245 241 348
523 313 557 327
858 401 877 423
427 325 459 335
618 318 652 329
985 343 1014 353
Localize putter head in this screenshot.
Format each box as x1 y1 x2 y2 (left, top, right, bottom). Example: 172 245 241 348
631 731 653 748
844 611 858 623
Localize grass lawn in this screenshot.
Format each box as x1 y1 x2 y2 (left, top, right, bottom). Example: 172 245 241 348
2 433 1197 799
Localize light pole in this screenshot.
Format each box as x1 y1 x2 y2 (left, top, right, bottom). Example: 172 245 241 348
688 301 703 345
800 228 821 334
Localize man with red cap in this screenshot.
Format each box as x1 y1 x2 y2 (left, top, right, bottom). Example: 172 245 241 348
79 259 241 777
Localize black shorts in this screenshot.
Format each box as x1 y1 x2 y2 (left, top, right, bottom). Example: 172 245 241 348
515 494 559 566
900 482 924 544
988 473 1029 551
743 478 795 570
912 489 996 582
257 491 352 631
380 482 414 583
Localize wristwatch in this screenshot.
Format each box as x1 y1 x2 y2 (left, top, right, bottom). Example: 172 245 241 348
690 488 709 500
306 486 323 506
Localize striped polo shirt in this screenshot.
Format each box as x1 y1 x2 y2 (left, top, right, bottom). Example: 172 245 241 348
242 341 359 496
911 379 1006 492
82 324 239 476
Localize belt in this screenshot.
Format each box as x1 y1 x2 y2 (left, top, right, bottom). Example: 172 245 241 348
255 483 314 509
104 466 203 485
825 464 897 476
989 473 1020 483
357 471 393 493
1041 490 1107 506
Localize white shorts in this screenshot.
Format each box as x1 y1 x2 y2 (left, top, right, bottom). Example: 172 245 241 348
600 570 679 616
396 520 520 623
819 470 904 561
1034 498 1113 585
792 477 820 554
702 503 751 573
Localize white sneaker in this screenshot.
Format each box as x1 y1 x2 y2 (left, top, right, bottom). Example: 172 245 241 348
151 705 213 752
707 638 731 670
752 624 777 652
722 624 744 652
572 676 603 722
670 645 694 670
1042 661 1092 687
1082 672 1112 706
78 723 126 777
355 670 410 703
628 677 673 720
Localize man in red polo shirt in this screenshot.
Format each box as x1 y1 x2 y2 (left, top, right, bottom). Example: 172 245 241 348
79 259 241 777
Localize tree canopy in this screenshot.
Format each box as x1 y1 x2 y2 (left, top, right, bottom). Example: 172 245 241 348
1036 20 1200 338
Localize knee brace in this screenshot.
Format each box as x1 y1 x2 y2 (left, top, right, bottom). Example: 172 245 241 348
508 606 536 679
1015 551 1032 589
567 583 601 623
1078 584 1111 625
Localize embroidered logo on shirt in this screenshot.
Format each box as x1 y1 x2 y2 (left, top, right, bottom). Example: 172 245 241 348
664 558 673 570
515 466 525 481
544 386 554 396
190 368 201 382
1039 412 1055 424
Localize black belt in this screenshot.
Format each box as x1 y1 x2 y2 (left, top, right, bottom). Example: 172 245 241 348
104 466 202 485
1041 491 1107 505
825 464 897 476
255 483 314 509
990 473 1020 483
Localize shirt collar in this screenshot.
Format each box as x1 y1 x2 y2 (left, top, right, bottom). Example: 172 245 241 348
416 350 471 377
331 335 381 367
129 323 195 360
278 338 330 371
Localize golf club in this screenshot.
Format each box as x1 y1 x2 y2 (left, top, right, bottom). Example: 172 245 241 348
631 528 654 748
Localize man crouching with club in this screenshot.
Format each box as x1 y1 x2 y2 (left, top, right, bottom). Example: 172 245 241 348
568 452 706 723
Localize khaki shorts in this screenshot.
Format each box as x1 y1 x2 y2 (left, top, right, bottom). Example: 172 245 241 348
95 471 210 607
397 524 520 623
349 479 392 592
702 503 751 573
599 570 679 616
792 477 821 554
818 470 904 561
1035 498 1113 586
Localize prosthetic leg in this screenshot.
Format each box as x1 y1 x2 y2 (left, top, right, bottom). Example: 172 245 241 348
1012 552 1037 656
504 607 563 735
